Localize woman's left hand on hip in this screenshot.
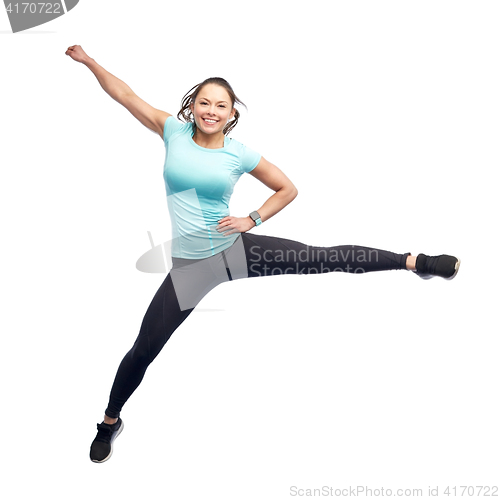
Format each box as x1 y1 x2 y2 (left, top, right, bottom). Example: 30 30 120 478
216 216 255 236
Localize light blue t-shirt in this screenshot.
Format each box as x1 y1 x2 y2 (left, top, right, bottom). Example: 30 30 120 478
163 116 261 259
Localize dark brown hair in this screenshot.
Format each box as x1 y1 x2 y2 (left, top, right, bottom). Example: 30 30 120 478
177 77 247 136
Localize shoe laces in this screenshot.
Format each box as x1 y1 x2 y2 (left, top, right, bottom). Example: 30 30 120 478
417 254 436 275
424 255 438 275
94 422 114 443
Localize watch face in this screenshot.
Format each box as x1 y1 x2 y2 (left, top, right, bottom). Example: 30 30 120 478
250 211 260 221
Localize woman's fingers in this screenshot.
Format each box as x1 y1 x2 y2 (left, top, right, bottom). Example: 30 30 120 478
65 45 87 63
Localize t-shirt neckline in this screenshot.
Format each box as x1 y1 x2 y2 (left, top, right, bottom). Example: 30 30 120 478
189 133 229 152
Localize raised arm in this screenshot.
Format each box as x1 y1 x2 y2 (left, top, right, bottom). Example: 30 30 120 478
65 45 171 139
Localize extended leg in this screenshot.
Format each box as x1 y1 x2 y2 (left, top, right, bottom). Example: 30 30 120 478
239 233 411 277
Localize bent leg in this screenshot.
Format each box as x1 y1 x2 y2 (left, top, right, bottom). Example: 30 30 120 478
104 273 196 418
104 257 229 418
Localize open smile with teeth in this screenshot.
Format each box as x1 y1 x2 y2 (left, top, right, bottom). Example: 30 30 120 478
203 118 218 124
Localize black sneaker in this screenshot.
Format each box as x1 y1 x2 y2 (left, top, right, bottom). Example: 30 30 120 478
414 253 461 280
89 418 124 463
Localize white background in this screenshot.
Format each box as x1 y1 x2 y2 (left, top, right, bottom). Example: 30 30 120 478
1 1 499 498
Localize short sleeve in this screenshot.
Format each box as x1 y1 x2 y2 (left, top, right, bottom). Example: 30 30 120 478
238 142 261 174
163 116 192 144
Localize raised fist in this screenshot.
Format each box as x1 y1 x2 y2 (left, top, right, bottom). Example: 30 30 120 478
65 45 90 64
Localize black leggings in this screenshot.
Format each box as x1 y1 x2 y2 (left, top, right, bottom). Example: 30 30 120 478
104 233 410 418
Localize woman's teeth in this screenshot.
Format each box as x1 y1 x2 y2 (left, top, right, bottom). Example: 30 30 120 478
204 119 217 124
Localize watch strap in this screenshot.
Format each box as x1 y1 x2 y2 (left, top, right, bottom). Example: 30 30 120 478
249 210 262 226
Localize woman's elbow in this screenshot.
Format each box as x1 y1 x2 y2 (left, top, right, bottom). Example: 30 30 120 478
279 183 298 200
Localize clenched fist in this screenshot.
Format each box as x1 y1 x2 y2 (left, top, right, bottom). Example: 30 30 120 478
65 45 91 64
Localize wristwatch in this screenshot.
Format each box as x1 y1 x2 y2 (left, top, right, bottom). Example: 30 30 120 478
249 210 262 226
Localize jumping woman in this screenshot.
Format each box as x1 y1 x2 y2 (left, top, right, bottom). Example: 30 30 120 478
65 45 460 463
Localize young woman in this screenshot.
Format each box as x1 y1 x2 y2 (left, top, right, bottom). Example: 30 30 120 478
65 45 460 463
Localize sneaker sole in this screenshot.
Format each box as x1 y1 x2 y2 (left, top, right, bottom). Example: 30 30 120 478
446 257 461 280
91 420 124 464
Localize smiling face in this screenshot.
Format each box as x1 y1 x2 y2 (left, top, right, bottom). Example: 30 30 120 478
190 83 236 137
